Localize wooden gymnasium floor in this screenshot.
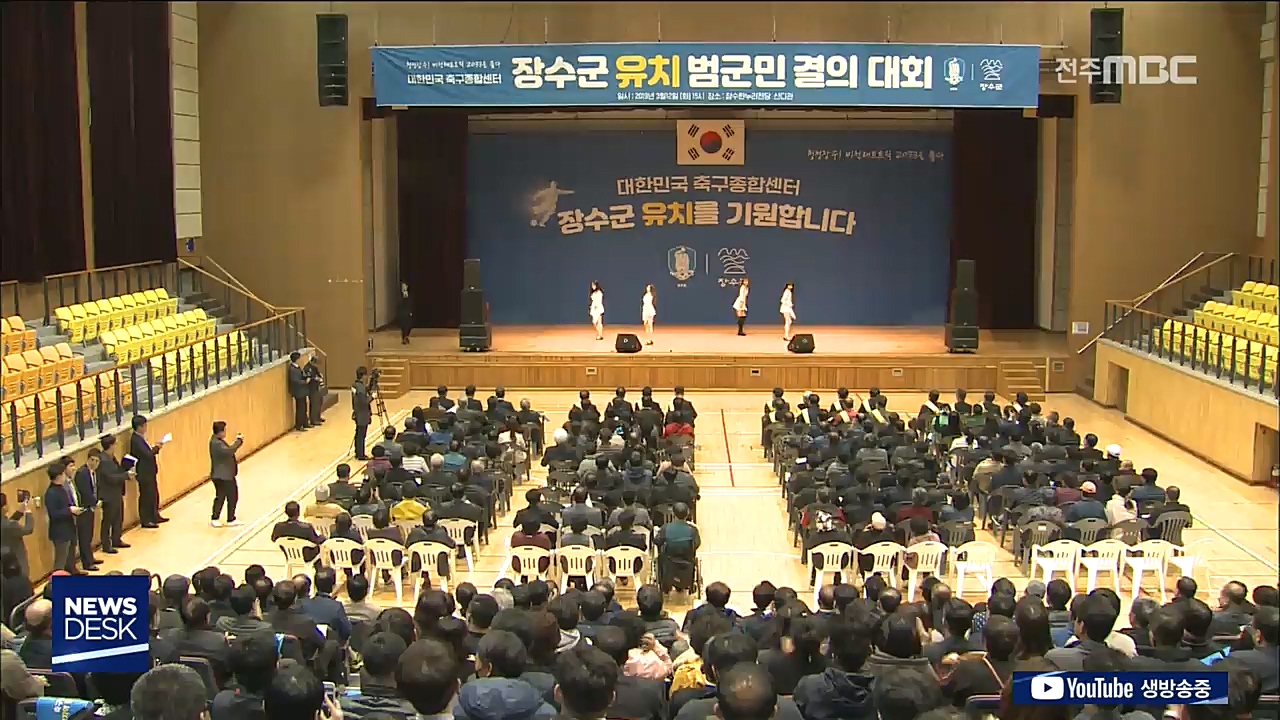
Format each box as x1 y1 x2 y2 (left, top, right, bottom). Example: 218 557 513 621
371 326 1068 357
83 390 1278 616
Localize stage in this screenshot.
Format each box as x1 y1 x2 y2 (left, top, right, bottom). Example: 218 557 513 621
367 325 1072 396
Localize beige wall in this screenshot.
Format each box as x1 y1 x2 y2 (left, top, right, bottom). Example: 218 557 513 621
197 2 1267 381
1094 340 1279 483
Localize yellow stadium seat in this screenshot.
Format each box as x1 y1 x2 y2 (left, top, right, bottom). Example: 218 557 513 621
72 303 92 342
10 398 34 448
109 296 128 326
56 342 83 380
148 319 169 352
133 323 153 359
129 292 152 322
100 330 123 362
0 357 18 399
4 316 34 353
22 349 52 391
55 306 79 344
39 346 68 385
80 302 100 341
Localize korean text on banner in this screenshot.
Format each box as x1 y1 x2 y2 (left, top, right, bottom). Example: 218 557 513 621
372 42 1041 109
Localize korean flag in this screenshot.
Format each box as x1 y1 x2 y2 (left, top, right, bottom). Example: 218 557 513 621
676 120 746 166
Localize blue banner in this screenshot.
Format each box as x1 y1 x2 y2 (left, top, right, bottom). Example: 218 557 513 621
373 43 1041 108
1011 671 1229 706
52 575 151 673
466 129 951 326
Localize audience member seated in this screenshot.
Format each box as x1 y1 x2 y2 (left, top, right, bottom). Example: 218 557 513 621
211 632 275 720
271 502 325 562
326 464 359 507
1063 481 1107 522
217 583 274 636
605 510 648 552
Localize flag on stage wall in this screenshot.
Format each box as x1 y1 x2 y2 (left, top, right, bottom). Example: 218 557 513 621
676 120 746 166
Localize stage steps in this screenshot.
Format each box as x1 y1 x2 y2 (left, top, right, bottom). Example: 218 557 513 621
369 357 409 400
998 359 1046 405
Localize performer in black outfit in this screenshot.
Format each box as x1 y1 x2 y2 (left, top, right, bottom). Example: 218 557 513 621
397 282 413 345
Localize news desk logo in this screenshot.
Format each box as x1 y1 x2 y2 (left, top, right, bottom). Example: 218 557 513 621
1014 671 1229 706
53 575 151 673
1055 56 1197 86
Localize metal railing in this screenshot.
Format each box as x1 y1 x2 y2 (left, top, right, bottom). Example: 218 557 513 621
0 280 20 319
42 261 179 327
2 310 307 468
1080 253 1278 356
178 257 280 327
1100 301 1278 399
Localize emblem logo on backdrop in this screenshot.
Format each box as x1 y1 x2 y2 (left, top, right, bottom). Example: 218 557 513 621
529 181 575 227
717 248 750 287
944 58 966 88
668 246 697 284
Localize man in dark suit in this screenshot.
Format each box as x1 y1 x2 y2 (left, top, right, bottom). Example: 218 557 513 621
44 463 82 574
351 367 373 461
436 483 484 548
429 385 455 411
326 464 360 507
129 414 169 528
304 356 326 427
271 502 325 563
96 435 130 554
266 580 325 662
604 510 648 552
163 597 232 686
209 420 244 527
72 454 101 570
1228 607 1279 694
287 351 309 432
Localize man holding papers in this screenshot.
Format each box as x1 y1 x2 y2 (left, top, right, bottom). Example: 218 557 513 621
96 434 131 553
129 415 171 529
209 421 245 527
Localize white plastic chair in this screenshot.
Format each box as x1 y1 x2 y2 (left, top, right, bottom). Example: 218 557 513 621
1078 539 1127 594
509 545 553 583
407 541 453 599
276 537 319 579
951 541 998 598
556 545 599 593
1030 539 1083 587
904 542 949 601
808 542 855 607
858 541 907 585
1124 540 1176 602
350 514 376 542
364 538 408 603
321 537 365 577
602 546 650 588
1165 539 1211 585
310 516 335 539
438 518 480 572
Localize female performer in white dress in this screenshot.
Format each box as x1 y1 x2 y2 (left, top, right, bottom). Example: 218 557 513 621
733 278 750 336
589 281 605 340
641 284 657 345
780 282 796 341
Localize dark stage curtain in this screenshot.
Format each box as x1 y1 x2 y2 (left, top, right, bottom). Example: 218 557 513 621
0 1 87 283
396 109 468 328
87 1 176 269
950 109 1039 330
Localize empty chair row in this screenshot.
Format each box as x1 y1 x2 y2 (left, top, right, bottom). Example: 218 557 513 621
148 332 254 388
0 316 36 355
1233 281 1279 313
54 288 178 344
1195 301 1279 344
1156 320 1278 385
1 344 84 399
1 374 133 454
101 310 217 364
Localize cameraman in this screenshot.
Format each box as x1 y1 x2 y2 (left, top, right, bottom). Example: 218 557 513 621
351 367 374 460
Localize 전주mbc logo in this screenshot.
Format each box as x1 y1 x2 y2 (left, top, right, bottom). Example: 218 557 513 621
53 575 151 672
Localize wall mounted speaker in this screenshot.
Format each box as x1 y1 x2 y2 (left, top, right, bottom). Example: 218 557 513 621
615 333 641 353
316 14 349 107
787 334 815 354
1089 8 1124 105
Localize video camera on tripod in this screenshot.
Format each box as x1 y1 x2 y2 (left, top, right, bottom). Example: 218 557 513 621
367 367 382 393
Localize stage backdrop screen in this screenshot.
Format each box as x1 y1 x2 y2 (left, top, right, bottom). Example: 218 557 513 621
466 129 952 326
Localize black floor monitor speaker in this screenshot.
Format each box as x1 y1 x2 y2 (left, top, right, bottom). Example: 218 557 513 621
787 334 815 354
463 259 481 290
459 323 491 352
461 289 487 325
945 324 980 353
615 333 642 353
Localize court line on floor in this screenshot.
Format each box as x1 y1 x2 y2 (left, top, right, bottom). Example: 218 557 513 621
1188 514 1278 572
190 410 412 573
718 410 735 487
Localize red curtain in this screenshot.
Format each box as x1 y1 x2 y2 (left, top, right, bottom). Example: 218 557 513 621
396 109 469 328
87 1 177 268
0 1 87 282
950 109 1039 329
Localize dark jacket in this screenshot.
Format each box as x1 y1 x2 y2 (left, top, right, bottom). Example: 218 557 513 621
43 483 77 543
210 435 244 481
129 432 162 481
451 678 556 720
605 675 667 720
793 668 878 720
288 363 308 399
211 687 265 720
339 682 420 719
73 466 99 507
0 511 34 577
97 452 128 503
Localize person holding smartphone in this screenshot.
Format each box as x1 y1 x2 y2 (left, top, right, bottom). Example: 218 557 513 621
0 490 34 578
209 421 245 528
44 462 83 575
96 434 131 554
